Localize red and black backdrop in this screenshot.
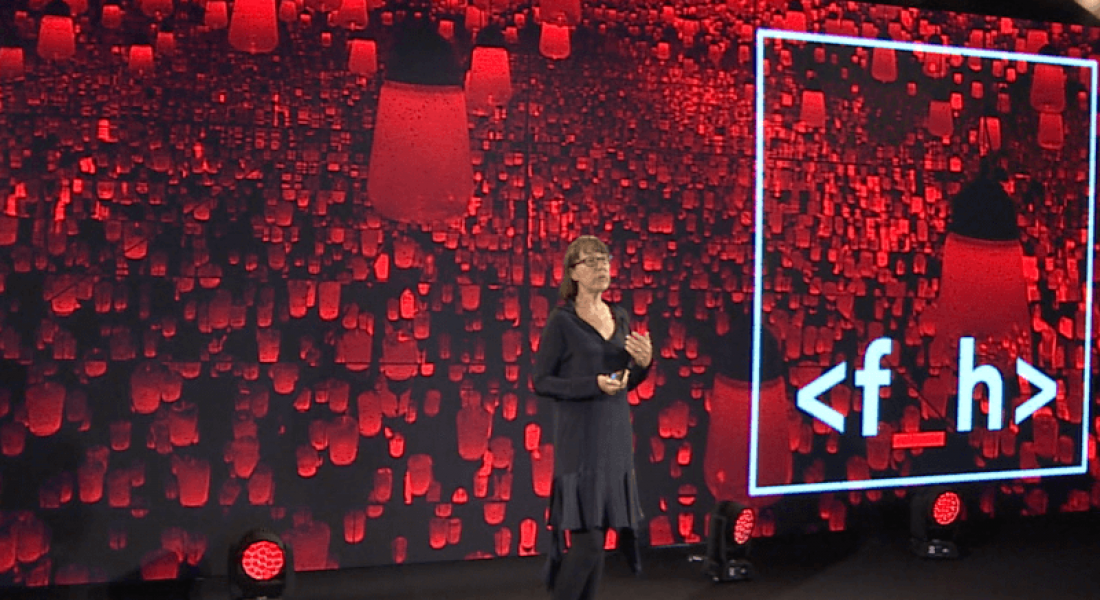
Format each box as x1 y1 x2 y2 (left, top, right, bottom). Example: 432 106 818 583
0 0 1096 589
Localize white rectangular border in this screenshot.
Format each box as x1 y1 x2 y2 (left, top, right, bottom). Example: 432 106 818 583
750 28 1098 496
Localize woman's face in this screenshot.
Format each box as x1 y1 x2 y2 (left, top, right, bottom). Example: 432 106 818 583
570 248 612 295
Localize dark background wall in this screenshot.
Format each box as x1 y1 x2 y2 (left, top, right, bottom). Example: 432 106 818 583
0 0 1096 589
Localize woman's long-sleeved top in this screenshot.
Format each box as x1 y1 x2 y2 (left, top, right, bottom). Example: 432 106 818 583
533 300 651 590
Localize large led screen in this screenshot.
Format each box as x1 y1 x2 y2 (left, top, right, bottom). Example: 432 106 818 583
0 0 1099 589
750 28 1096 494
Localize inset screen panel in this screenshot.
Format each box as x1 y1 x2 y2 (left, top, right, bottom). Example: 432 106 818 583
750 28 1096 495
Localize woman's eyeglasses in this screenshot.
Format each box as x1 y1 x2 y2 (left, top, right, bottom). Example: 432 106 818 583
571 254 612 268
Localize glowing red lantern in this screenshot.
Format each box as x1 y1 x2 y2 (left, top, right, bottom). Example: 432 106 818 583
466 46 512 116
1030 63 1066 113
922 49 947 78
37 15 76 61
229 0 279 54
465 6 487 31
539 23 571 60
926 99 952 138
704 374 790 505
799 89 826 129
156 31 175 55
205 1 229 29
0 48 25 79
332 0 367 30
979 115 1001 154
920 232 1030 408
784 8 807 31
870 46 897 83
1037 111 1063 150
539 0 580 26
656 41 671 61
438 19 455 41
703 316 789 506
367 81 473 223
347 39 377 77
966 30 984 67
128 45 154 74
26 382 66 437
278 0 298 23
102 4 124 29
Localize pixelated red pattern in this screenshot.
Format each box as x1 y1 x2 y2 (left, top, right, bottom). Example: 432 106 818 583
241 541 285 581
761 15 1091 509
932 492 962 526
0 0 1095 588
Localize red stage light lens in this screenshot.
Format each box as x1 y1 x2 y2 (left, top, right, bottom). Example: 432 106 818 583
733 509 755 545
931 492 961 526
241 540 285 581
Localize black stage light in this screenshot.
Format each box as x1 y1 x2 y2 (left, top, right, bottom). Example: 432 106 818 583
693 501 756 582
910 487 964 559
228 528 293 600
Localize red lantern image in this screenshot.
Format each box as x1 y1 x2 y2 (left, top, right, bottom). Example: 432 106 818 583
539 22 571 60
205 1 229 29
26 382 67 437
799 88 827 129
65 0 89 14
466 6 487 31
0 48 24 79
367 21 474 226
539 0 580 27
919 156 1031 411
102 3 124 29
347 39 377 77
229 0 279 54
332 0 368 30
922 237 1029 356
278 0 298 23
156 30 176 56
979 116 1002 154
927 99 953 138
128 45 154 74
1037 111 1064 151
37 15 76 61
922 47 948 79
466 46 512 116
703 315 788 507
784 4 807 31
1030 62 1066 113
366 81 473 223
870 46 897 83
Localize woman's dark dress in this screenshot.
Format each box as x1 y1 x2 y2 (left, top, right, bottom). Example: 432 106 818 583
533 301 651 590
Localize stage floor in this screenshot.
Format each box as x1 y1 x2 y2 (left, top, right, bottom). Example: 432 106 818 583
286 511 1100 600
8 511 1100 600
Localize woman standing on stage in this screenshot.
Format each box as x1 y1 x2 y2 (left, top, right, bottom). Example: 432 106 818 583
534 235 653 600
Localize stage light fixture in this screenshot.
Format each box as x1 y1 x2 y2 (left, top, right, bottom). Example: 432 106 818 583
228 529 293 600
910 487 963 559
691 501 756 582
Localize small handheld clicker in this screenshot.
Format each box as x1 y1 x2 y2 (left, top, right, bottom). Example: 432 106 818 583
610 359 635 381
